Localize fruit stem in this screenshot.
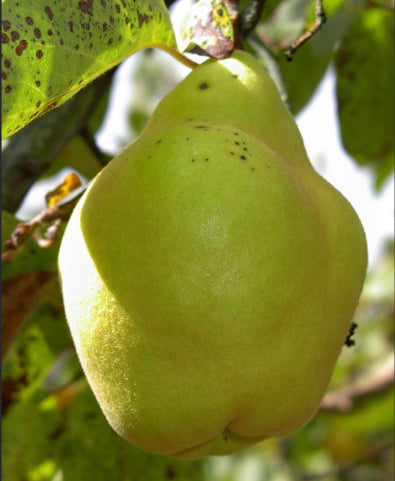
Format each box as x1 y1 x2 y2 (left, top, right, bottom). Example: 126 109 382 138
153 44 200 69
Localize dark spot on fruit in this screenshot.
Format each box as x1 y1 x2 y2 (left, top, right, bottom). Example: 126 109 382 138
47 29 53 36
15 40 28 56
78 1 93 15
191 158 195 162
217 8 223 16
4 59 11 68
115 4 120 13
75 44 80 50
2 21 11 31
102 22 108 31
230 151 234 155
185 137 190 140
137 12 149 28
107 38 113 45
36 49 43 59
68 21 74 32
195 125 209 130
251 167 255 171
157 139 162 144
110 16 115 25
101 0 107 6
5 85 12 93
240 155 246 160
243 147 248 151
36 100 41 107
35 80 41 87
11 30 20 41
2 72 7 80
2 33 9 43
44 6 53 20
25 17 34 25
89 42 93 49
199 82 209 90
205 158 209 161
234 141 240 145
233 132 239 136
186 118 193 121
59 38 64 45
33 28 41 39
232 74 238 79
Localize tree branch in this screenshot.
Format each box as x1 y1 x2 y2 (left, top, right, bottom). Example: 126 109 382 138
241 0 267 38
320 357 394 412
2 187 84 261
285 0 326 61
2 69 114 213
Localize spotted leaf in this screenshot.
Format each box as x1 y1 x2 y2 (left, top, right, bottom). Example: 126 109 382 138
1 0 176 139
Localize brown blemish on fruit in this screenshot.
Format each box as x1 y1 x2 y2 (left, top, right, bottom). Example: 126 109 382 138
115 4 121 13
78 1 94 15
15 40 28 56
137 12 149 28
4 59 11 68
5 85 12 93
35 80 41 87
34 28 42 39
11 31 20 41
2 33 9 43
2 72 7 80
44 6 53 20
36 50 43 59
36 100 41 107
25 17 34 25
240 155 246 161
68 21 74 32
199 82 209 90
47 29 53 36
2 21 11 31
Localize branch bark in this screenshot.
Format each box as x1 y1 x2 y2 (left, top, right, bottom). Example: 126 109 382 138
320 357 394 412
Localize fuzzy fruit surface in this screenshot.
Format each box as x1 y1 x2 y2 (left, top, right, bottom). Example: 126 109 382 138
59 50 367 459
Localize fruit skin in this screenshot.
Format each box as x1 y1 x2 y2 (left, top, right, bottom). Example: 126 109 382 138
58 50 367 459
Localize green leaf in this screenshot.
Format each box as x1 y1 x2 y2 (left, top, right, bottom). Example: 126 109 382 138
277 1 360 114
1 0 176 139
257 0 312 47
2 386 207 481
335 7 395 186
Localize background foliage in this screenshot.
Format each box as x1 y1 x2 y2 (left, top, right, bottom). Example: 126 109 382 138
2 0 394 480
